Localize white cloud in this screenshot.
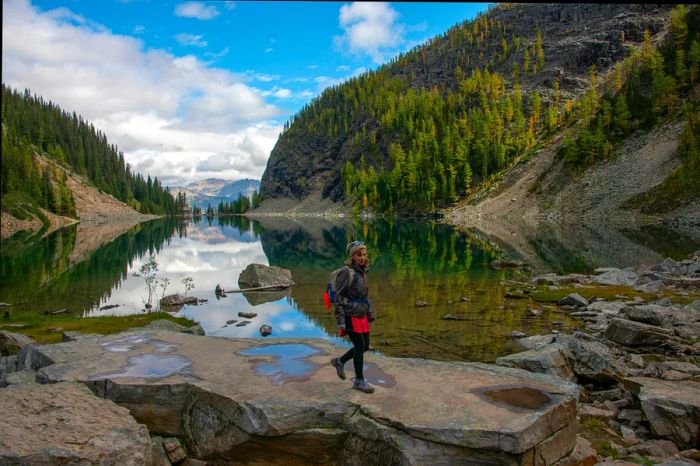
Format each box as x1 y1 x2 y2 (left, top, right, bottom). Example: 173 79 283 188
174 33 207 47
334 2 405 64
133 25 146 34
2 0 282 184
264 47 274 53
336 64 350 71
174 1 220 20
273 88 292 98
223 1 235 11
204 47 229 60
242 71 281 83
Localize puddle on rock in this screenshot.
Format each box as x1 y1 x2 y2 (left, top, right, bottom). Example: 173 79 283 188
88 353 194 380
481 386 551 410
237 343 327 385
346 361 396 388
154 343 177 353
101 334 177 354
101 334 150 352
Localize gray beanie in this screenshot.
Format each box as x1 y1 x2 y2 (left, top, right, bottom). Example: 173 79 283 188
346 240 365 257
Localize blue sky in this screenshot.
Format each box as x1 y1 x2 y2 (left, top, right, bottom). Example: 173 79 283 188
2 0 490 185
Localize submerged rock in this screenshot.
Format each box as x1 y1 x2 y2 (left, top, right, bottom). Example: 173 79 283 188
160 294 198 307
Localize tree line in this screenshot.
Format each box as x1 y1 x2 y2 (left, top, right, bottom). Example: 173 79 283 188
1 84 180 216
275 5 571 213
215 191 263 215
558 6 700 169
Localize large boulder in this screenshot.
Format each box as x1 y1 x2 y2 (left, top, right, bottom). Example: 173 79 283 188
651 258 687 276
623 305 666 326
558 293 589 307
586 301 627 316
238 263 294 289
0 330 35 356
555 333 623 384
496 344 576 381
624 377 700 449
594 269 639 286
513 334 557 351
0 382 154 465
605 318 674 347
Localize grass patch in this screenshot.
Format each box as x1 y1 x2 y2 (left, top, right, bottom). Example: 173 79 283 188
579 418 621 460
0 311 195 344
529 284 656 303
529 283 699 305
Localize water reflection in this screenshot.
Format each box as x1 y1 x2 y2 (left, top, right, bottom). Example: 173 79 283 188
1 215 698 363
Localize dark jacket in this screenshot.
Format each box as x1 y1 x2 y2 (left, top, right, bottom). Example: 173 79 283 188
334 262 375 330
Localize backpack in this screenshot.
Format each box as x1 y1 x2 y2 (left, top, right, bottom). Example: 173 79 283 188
323 266 355 310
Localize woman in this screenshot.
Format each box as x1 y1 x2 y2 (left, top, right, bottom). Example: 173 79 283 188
330 240 376 393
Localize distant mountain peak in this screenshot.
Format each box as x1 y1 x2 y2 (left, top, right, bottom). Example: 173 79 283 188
168 178 260 209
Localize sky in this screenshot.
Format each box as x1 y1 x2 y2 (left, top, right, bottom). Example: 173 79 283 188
2 0 490 187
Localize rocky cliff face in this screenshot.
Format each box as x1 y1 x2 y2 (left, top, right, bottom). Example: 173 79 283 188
260 3 672 207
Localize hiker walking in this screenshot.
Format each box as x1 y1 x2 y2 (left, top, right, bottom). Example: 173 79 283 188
330 240 376 393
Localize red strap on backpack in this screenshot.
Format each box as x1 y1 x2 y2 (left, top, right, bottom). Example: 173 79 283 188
323 290 332 309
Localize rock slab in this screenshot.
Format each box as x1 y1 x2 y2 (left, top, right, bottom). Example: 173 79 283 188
0 382 154 465
25 329 580 465
624 377 700 449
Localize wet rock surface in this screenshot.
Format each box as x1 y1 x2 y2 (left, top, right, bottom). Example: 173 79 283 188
5 328 580 465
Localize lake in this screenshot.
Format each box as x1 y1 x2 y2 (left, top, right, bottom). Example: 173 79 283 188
1 216 698 362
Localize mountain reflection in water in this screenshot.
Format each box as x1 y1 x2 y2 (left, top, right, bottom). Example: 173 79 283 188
1 215 697 362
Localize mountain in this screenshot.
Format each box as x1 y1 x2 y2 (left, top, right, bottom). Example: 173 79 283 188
258 4 678 214
168 178 260 209
1 84 182 238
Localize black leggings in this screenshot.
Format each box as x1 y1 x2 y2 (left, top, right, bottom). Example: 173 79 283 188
340 331 370 380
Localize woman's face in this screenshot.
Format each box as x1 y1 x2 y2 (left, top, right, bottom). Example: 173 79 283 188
353 247 369 267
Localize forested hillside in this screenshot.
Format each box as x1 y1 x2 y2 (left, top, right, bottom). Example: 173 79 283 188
1 84 182 218
260 4 676 214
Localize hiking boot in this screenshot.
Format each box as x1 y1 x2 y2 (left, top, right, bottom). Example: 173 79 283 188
352 378 375 394
331 358 346 380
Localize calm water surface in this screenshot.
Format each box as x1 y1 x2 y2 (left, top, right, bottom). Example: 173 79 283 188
1 216 697 362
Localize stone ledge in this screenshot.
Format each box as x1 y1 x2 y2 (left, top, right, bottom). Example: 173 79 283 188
18 329 580 464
